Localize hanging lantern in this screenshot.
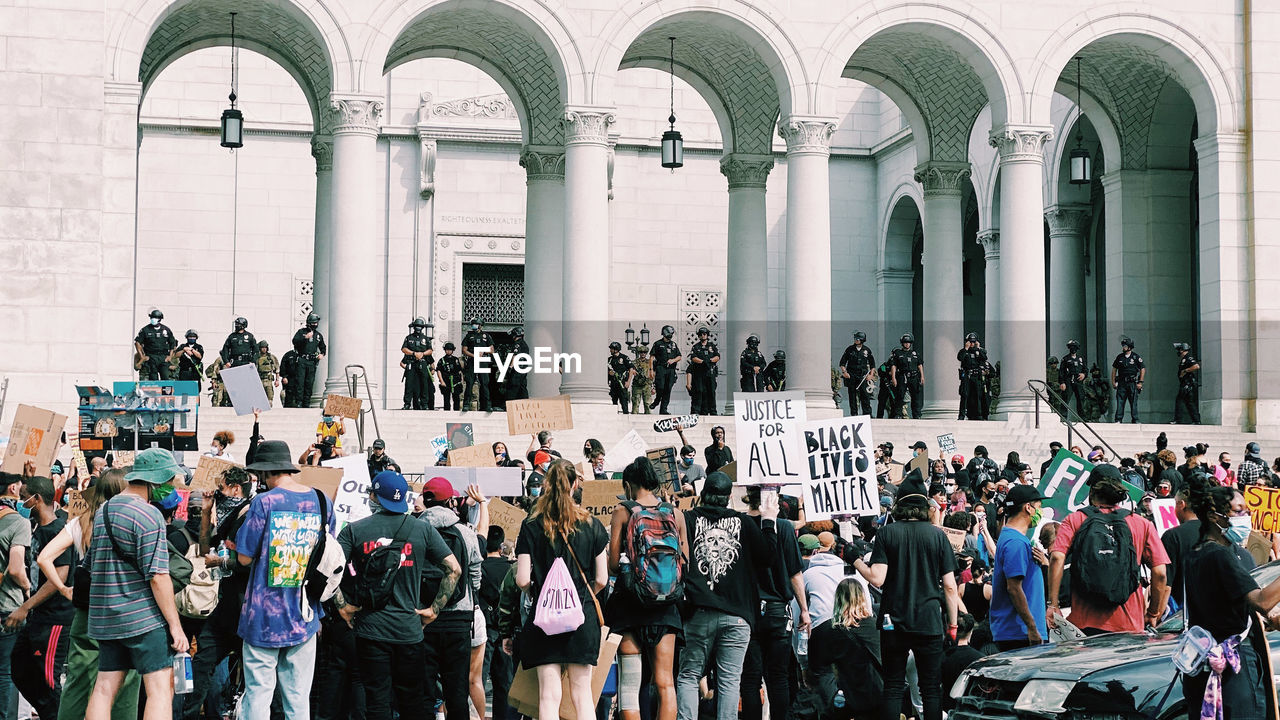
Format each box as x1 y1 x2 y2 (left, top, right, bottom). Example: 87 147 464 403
1069 56 1091 185
662 37 683 170
220 12 244 149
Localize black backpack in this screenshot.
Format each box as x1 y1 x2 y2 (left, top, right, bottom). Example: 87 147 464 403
1068 507 1139 606
349 516 412 613
420 523 470 609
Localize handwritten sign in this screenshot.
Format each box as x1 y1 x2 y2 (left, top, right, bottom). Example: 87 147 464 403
799 415 877 521
448 444 496 468
942 526 967 552
605 429 649 471
733 391 807 486
937 433 957 456
2 405 67 475
323 394 362 419
64 489 89 518
429 435 450 464
1151 498 1180 537
323 453 373 531
219 364 270 416
506 395 574 435
653 415 698 433
579 480 624 524
1244 485 1280 533
646 447 680 492
174 489 191 522
1037 450 1144 524
489 498 527 542
298 466 343 501
191 455 241 493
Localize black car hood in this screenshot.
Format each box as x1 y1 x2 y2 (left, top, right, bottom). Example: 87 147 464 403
966 631 1179 683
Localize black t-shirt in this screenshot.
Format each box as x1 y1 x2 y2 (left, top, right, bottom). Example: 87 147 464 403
870 519 957 635
683 506 774 624
1162 520 1255 608
1183 541 1259 642
704 444 733 474
480 555 512 627
30 518 75 625
942 646 986 709
746 515 802 606
337 511 454 644
515 516 608 608
810 619 881 707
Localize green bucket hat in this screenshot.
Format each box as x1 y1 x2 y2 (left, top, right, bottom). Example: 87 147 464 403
124 448 181 485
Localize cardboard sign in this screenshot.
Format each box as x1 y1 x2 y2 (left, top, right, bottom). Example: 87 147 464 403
446 423 474 449
220 364 270 416
191 455 241 493
63 489 89 518
646 447 680 491
653 415 699 433
322 453 373 531
675 496 698 511
1244 485 1280 533
298 466 343 501
324 394 363 419
799 415 877 521
1151 498 1180 537
174 489 191 522
2 405 67 475
1037 449 1144 524
942 526 967 552
448 444 496 468
733 392 807 486
579 480 624 524
506 395 574 435
718 462 737 483
605 429 649 471
937 433 957 456
489 498 527 542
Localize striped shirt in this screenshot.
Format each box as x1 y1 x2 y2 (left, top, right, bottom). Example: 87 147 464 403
87 494 169 641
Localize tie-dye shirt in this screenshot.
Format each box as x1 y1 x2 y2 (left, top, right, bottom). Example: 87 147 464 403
235 487 326 648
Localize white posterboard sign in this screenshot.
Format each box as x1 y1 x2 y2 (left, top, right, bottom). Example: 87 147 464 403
219 364 270 416
1151 498 1180 537
429 435 450 464
323 453 373 531
799 415 878 521
733 391 807 486
605 429 649 471
424 466 525 497
937 433 957 456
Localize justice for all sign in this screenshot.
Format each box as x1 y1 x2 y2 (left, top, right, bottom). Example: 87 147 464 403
734 392 807 486
800 415 877 521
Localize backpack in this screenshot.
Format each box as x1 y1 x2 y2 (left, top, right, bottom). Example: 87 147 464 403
348 515 412 613
1068 507 1139 606
175 528 220 619
420 522 470 609
619 501 683 606
301 490 346 621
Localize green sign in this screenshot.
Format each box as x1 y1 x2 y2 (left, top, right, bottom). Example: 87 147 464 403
1036 449 1143 525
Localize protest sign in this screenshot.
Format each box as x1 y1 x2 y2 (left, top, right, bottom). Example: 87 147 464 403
472 468 524 497
446 423 474 449
429 435 450 464
220 364 270 416
1244 485 1280 532
937 433 957 456
799 415 877 521
1151 499 1180 537
1037 450 1143 523
112 450 135 468
734 391 806 486
942 526 967 552
323 453 372 531
579 480 624 523
64 489 88 518
191 455 240 493
2 405 67 475
426 467 473 496
653 415 698 433
448 444 496 468
297 466 342 501
323 394 362 419
506 395 574 435
489 498 527 542
174 490 191 522
646 447 680 491
605 429 649 471
675 496 698 511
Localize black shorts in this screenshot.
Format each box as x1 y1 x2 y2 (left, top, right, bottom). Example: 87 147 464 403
98 626 171 674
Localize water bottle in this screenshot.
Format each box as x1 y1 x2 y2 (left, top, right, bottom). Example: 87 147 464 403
833 691 846 709
173 652 193 694
796 630 809 656
882 614 895 631
212 546 229 581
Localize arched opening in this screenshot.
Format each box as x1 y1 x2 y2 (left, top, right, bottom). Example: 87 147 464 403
882 195 923 351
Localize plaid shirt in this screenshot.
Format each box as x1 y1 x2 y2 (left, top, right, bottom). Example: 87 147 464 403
1236 457 1268 486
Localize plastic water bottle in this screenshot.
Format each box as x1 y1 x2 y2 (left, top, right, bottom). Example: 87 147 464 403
796 630 809 656
173 652 193 694
882 614 895 631
833 691 846 709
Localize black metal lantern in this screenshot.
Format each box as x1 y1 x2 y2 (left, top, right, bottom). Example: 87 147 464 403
424 322 435 344
661 37 683 170
625 323 636 349
639 324 650 346
1069 57 1091 185
220 13 243 149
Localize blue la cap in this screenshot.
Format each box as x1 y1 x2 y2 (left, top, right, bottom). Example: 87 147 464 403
371 471 410 514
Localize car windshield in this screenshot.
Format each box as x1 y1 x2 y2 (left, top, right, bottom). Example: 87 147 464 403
1157 559 1280 633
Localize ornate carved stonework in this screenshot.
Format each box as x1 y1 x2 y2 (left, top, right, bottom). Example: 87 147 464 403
720 154 774 190
977 230 1000 261
914 162 971 197
778 118 835 154
1044 205 1092 237
519 147 565 182
563 108 616 145
422 92 519 123
310 135 332 172
330 96 383 136
419 136 437 199
989 126 1054 163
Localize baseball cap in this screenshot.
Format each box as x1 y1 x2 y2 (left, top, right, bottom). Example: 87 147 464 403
372 438 386 450
1247 441 1262 455
911 441 928 450
1049 441 1063 451
371 471 410 513
125 448 181 485
950 454 965 465
1003 485 1047 510
798 534 821 552
1086 463 1123 486
878 441 894 452
422 476 459 502
534 450 553 467
1087 449 1103 462
702 471 733 497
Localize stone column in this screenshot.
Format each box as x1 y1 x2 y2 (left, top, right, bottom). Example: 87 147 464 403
520 146 566 399
104 81 144 376
915 162 970 418
559 107 615 403
324 94 383 398
977 230 1000 361
1044 204 1091 357
779 117 837 412
721 153 774 410
310 133 333 405
989 125 1053 415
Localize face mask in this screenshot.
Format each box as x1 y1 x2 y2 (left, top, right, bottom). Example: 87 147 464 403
530 486 542 498
1221 462 1231 470
682 458 694 467
210 446 219 455
150 318 160 326
1224 516 1251 544
187 338 196 345
1030 508 1043 527
149 481 177 504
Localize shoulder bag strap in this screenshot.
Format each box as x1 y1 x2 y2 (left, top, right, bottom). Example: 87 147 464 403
561 527 604 626
102 500 144 576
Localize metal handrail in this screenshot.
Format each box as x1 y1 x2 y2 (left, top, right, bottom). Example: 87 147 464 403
1027 379 1120 461
345 364 381 453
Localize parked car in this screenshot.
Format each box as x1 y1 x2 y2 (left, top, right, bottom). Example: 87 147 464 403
950 560 1280 720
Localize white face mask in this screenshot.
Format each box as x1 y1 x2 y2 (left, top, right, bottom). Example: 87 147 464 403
1225 515 1252 544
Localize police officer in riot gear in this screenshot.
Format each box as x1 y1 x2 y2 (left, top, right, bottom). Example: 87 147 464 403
174 329 204 383
290 312 326 408
1110 335 1145 423
607 341 636 414
135 309 177 380
220 317 257 368
401 317 434 411
740 334 766 392
840 331 876 416
1173 342 1201 424
436 341 464 411
765 350 786 391
688 327 720 414
957 332 988 420
650 325 682 414
461 317 494 412
1059 340 1087 416
890 333 924 419
875 357 897 418
506 326 531 402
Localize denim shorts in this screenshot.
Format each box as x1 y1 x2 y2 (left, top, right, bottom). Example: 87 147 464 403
98 626 171 674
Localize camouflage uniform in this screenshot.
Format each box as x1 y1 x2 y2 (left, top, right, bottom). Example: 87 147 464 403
206 357 229 407
631 347 654 415
256 343 279 404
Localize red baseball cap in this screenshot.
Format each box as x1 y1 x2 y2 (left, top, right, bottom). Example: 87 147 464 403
534 450 553 467
423 476 458 501
950 454 965 465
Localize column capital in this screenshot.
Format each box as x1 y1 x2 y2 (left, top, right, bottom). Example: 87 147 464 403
104 80 143 107
778 116 836 155
563 106 616 146
1044 204 1091 237
719 153 774 190
418 135 437 199
520 146 566 182
310 134 333 172
976 229 1000 260
329 94 383 137
875 268 914 284
914 161 971 197
989 125 1054 164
